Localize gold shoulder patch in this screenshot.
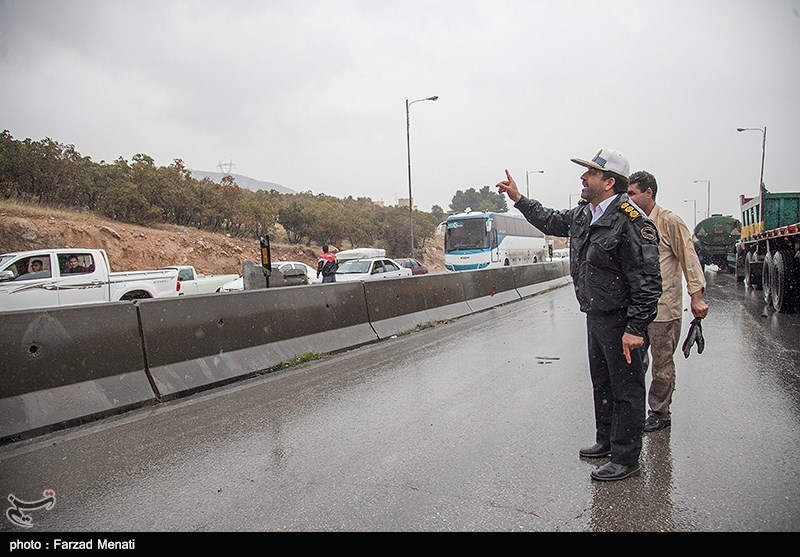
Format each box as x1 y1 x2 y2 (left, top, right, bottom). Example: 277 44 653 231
641 225 657 241
620 203 640 221
578 198 588 204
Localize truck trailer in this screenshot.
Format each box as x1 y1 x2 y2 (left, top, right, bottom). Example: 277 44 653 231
736 186 800 313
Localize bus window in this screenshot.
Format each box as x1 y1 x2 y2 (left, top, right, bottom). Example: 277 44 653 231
445 219 489 250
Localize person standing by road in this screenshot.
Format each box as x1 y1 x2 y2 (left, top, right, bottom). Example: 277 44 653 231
627 171 709 432
316 245 338 283
496 148 662 482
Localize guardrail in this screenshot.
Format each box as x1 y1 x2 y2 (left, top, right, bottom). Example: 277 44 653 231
0 261 570 443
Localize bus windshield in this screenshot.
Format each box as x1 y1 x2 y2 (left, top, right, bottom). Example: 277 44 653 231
445 219 490 251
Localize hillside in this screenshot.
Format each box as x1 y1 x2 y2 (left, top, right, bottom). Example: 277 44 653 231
0 201 444 275
189 170 296 195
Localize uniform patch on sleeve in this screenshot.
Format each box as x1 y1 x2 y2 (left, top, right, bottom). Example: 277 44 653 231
640 225 657 241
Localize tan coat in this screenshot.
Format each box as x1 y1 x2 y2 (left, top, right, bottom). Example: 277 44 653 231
649 204 706 322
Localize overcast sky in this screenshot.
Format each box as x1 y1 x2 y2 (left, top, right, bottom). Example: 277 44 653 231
1 0 798 228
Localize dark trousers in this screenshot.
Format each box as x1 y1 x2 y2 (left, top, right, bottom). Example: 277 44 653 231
586 312 646 465
322 274 336 283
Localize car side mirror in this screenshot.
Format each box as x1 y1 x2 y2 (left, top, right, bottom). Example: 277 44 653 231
0 270 14 282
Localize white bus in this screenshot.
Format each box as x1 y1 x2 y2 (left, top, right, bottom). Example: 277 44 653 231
444 210 547 271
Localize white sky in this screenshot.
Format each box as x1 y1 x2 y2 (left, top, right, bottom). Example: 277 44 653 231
1 0 798 228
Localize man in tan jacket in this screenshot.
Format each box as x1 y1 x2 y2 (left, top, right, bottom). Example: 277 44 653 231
627 171 709 432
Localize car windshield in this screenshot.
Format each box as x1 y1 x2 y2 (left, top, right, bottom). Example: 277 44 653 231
337 259 372 274
0 255 18 269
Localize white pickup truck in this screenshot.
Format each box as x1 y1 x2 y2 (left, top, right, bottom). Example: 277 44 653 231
0 248 180 312
159 265 240 296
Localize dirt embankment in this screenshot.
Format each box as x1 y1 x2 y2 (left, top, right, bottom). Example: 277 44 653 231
0 202 445 274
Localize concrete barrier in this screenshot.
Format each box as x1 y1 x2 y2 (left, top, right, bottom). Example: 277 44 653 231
459 267 521 313
513 260 572 298
138 282 378 399
0 303 154 442
363 273 471 339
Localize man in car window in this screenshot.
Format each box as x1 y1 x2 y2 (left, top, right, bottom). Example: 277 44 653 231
65 255 88 273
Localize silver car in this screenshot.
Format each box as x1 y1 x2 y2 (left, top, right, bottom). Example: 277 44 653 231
334 258 412 282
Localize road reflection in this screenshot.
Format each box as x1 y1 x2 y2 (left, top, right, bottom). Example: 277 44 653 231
587 430 675 532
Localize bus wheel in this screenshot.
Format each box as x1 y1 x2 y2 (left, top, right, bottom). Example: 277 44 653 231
504 259 510 266
771 250 797 313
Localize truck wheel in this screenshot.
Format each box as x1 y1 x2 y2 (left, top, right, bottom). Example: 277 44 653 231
745 251 762 289
762 252 773 306
771 250 798 313
796 252 800 313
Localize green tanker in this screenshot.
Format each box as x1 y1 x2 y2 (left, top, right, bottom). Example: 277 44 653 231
692 214 741 273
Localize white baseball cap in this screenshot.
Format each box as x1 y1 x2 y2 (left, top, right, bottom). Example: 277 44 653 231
571 148 630 179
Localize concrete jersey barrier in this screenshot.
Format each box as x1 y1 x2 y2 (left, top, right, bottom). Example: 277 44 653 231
363 273 471 339
513 260 572 298
0 303 155 442
459 267 521 313
138 281 378 399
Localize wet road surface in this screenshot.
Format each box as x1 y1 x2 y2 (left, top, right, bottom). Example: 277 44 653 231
1 269 798 532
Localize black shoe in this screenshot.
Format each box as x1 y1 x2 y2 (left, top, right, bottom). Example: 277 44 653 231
644 415 671 432
590 461 641 482
579 443 611 458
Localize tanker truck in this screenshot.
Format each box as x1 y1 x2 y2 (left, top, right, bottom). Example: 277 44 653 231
736 186 800 313
692 214 741 274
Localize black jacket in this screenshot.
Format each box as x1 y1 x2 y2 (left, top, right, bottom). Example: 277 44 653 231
515 194 662 337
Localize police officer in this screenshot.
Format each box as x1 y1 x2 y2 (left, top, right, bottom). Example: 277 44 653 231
496 148 662 481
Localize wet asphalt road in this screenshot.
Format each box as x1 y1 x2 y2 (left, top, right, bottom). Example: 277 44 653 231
0 269 798 532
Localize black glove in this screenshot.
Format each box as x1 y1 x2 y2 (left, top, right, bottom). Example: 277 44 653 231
681 317 705 359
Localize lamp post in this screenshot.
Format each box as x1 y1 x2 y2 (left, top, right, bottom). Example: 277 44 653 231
569 193 582 206
693 180 711 219
736 126 767 189
406 95 438 255
525 170 544 199
684 199 697 229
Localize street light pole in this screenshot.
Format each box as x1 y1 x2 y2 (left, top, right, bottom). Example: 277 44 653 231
406 95 438 255
684 199 697 229
693 179 711 219
737 126 767 189
569 193 582 206
525 170 544 199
